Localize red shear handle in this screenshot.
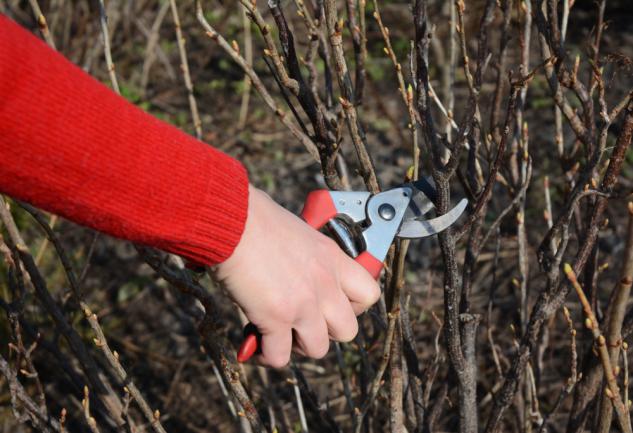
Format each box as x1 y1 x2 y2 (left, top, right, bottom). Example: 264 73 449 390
355 251 383 279
237 323 261 363
301 190 338 229
237 333 258 362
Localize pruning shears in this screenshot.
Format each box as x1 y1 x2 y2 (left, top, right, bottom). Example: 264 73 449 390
237 178 468 362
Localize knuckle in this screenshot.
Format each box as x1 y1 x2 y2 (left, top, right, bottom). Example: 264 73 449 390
312 340 330 359
293 286 317 313
266 294 297 324
300 332 330 359
369 284 381 303
305 256 328 279
335 319 358 343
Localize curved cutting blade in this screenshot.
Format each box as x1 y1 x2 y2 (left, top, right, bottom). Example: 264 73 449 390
397 198 468 239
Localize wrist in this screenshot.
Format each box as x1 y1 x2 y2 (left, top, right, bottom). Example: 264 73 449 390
217 184 261 275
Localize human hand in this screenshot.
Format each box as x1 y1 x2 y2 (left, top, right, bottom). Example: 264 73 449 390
216 185 381 368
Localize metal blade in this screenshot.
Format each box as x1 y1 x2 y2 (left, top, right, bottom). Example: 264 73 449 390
403 189 435 220
410 177 438 203
403 177 437 221
403 191 435 221
397 198 468 239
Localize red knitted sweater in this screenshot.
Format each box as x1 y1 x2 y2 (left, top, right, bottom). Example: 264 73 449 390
0 15 249 265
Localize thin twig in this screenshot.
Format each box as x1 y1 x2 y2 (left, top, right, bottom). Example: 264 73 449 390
140 0 171 96
323 0 379 192
169 0 203 139
564 264 632 433
97 0 120 93
237 4 253 129
28 0 56 49
0 354 60 433
596 202 633 433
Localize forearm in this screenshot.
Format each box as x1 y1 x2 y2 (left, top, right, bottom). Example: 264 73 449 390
0 14 248 265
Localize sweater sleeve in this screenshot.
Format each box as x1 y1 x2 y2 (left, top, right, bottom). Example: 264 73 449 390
0 15 249 266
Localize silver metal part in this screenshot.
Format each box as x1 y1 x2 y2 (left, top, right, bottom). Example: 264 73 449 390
361 187 412 262
327 218 359 258
403 189 435 221
329 191 371 222
378 203 396 221
397 198 468 238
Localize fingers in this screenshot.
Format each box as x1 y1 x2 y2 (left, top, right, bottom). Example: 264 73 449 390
256 284 367 366
293 314 330 359
339 255 381 314
259 328 293 368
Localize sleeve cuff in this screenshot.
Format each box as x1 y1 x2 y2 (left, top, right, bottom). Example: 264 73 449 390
168 157 250 266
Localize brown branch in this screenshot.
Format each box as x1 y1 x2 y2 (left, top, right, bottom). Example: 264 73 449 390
371 0 419 178
459 313 481 433
0 354 61 433
238 4 253 130
323 0 379 193
564 264 632 433
97 0 120 94
169 0 203 139
489 0 514 141
345 0 366 105
238 0 299 95
389 324 404 433
27 0 56 49
533 1 591 147
595 202 633 433
267 2 343 190
81 386 103 433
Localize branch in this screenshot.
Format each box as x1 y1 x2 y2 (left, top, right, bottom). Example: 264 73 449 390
564 265 632 433
0 354 61 433
595 202 633 433
97 0 120 93
169 0 203 139
323 0 379 192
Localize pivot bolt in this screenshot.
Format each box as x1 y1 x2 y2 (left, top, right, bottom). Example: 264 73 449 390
378 203 396 221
